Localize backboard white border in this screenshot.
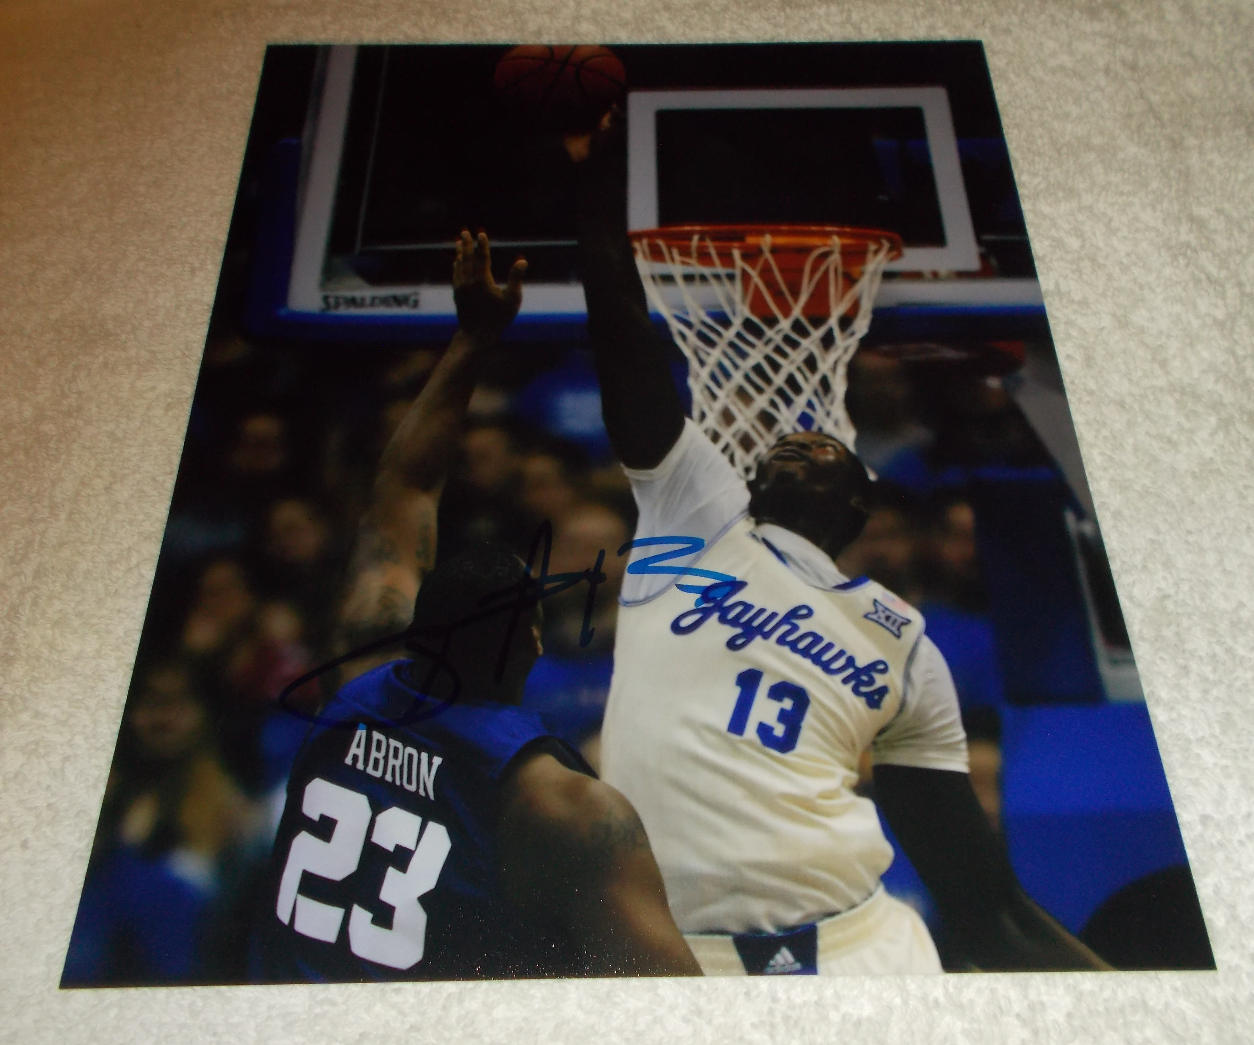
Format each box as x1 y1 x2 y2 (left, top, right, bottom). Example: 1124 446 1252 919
287 44 590 319
285 55 1029 323
627 86 981 273
288 44 356 314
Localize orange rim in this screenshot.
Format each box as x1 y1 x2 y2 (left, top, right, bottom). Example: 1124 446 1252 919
630 224 904 265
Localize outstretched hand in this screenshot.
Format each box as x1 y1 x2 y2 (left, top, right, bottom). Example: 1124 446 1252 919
453 230 526 340
562 107 620 164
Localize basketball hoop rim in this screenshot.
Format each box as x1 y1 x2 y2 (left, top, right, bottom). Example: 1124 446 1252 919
629 223 904 478
629 223 905 264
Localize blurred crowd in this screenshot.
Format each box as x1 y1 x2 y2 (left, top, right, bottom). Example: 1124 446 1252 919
64 320 1056 985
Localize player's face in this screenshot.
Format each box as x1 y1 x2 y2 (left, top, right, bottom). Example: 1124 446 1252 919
748 433 869 553
755 432 855 491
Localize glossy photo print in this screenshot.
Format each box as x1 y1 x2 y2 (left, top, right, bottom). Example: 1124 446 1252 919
61 42 1212 987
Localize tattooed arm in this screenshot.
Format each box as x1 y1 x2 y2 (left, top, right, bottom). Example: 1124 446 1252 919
333 232 526 680
496 751 701 976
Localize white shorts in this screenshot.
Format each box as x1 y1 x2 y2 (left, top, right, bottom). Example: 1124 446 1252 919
683 887 943 976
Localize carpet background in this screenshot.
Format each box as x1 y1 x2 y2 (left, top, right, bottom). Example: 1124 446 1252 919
1 1 1251 1042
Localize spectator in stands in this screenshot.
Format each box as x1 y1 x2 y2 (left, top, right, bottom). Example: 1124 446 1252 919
846 353 935 489
464 421 522 495
62 660 262 985
518 440 589 536
162 412 297 568
264 498 332 569
926 374 1050 471
181 558 296 790
230 412 289 478
254 497 344 652
915 497 1006 710
181 558 256 661
225 602 312 707
925 500 986 611
437 419 528 555
222 598 324 793
836 494 923 603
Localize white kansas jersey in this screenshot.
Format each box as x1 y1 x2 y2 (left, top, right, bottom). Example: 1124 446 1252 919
600 420 967 935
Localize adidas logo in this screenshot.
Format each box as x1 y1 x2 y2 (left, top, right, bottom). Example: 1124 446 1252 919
763 946 803 974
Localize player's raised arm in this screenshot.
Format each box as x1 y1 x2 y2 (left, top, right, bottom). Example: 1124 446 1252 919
565 117 686 470
496 750 702 976
333 231 526 675
873 764 1112 970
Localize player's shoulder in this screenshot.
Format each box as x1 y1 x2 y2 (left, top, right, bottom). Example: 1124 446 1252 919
831 575 925 638
864 579 921 620
332 657 407 710
500 749 627 839
325 662 571 782
495 750 649 922
626 418 746 496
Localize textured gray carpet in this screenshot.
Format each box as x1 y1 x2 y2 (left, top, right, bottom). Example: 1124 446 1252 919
1 1 1251 1041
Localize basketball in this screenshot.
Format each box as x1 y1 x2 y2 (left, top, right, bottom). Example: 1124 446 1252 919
494 45 626 132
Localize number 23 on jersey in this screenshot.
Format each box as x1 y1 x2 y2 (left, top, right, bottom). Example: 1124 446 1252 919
276 777 452 971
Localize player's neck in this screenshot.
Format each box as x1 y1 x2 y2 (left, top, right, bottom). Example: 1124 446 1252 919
463 677 527 707
405 655 526 707
752 513 844 562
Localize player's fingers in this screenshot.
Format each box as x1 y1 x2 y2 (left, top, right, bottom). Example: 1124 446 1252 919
452 233 466 284
505 257 528 298
454 228 472 272
476 231 498 288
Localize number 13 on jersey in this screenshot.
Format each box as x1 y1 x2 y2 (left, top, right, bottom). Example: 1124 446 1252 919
727 669 811 753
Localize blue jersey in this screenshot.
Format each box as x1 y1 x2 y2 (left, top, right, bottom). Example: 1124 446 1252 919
254 660 590 982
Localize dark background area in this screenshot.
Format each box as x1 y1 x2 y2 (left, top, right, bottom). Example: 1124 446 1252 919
326 42 1031 284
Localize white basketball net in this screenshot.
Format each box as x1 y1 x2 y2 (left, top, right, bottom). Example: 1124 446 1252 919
634 231 896 479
